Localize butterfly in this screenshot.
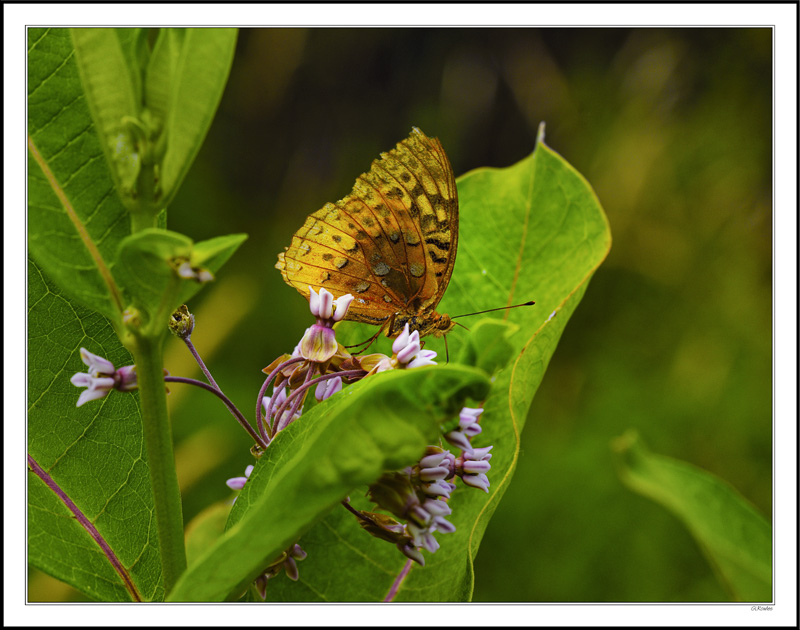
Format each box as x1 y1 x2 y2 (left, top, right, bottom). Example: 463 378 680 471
276 128 458 340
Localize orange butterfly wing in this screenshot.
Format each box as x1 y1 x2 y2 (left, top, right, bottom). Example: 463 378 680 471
276 128 458 336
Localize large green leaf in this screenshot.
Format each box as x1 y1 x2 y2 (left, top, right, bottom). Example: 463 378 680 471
71 28 142 195
613 431 772 602
167 364 490 601
28 28 130 320
27 258 163 601
263 134 611 601
158 28 237 208
184 501 231 569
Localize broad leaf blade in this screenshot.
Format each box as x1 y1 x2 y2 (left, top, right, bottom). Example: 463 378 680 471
167 364 490 602
71 28 141 195
272 136 612 601
27 258 163 601
144 29 181 134
399 140 611 600
613 431 772 602
159 28 237 207
27 469 138 602
185 501 231 569
28 28 130 320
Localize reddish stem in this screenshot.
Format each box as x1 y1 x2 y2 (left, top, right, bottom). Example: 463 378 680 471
27 454 143 601
384 559 413 602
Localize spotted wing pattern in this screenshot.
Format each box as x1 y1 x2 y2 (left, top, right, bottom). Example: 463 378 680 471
276 128 458 336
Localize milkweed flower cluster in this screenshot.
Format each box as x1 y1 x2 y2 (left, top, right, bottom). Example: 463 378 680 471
234 286 448 596
355 406 492 566
224 464 307 598
252 287 493 567
257 286 439 440
252 543 307 600
69 348 139 407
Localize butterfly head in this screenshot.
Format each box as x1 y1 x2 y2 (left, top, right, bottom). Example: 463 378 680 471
390 311 454 339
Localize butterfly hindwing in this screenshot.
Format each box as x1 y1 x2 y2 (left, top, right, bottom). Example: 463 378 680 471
276 128 458 337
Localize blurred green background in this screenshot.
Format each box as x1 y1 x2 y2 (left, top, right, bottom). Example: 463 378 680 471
30 27 772 602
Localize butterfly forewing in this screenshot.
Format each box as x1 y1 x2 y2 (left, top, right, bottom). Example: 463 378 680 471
276 128 458 337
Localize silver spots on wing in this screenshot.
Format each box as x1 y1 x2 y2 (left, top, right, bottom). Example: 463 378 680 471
372 261 390 276
409 262 425 278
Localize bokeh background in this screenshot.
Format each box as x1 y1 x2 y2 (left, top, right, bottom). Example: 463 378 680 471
30 27 772 602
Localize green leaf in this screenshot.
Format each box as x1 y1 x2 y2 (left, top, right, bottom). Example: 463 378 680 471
114 228 192 327
114 228 246 331
113 28 149 108
456 318 519 375
28 28 131 321
186 233 249 273
144 29 181 144
612 431 772 602
27 258 163 601
185 501 231 569
157 28 237 208
167 364 490 602
269 134 612 601
71 28 142 195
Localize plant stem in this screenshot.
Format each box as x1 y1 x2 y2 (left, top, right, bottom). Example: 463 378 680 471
256 356 305 441
183 336 220 390
165 376 267 449
384 559 413 602
131 333 186 595
129 163 160 232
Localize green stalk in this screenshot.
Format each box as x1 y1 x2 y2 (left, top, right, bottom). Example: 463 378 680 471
129 162 160 233
130 332 186 595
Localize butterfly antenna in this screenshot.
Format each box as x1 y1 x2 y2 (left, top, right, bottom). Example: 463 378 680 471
451 300 535 319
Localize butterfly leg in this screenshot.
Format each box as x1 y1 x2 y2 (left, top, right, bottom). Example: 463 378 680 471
344 321 387 355
383 312 397 338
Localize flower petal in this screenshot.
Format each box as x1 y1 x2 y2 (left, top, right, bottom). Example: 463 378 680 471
332 293 354 321
462 473 490 492
115 365 138 391
391 324 411 355
318 288 334 320
291 544 307 560
284 556 300 581
444 430 472 451
308 286 320 317
419 452 446 469
70 372 93 387
76 387 109 407
226 476 248 491
80 348 115 376
407 349 437 369
300 324 337 362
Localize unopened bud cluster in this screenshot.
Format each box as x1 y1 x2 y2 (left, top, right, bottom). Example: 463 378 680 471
356 405 492 566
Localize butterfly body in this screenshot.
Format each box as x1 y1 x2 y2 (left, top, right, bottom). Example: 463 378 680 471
276 128 458 339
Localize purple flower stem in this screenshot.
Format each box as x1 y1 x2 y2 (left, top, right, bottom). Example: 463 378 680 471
272 369 367 435
182 336 220 390
384 559 413 602
27 453 143 602
165 376 267 450
274 365 316 434
258 356 306 441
